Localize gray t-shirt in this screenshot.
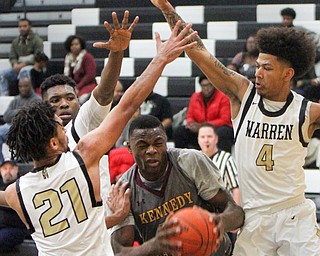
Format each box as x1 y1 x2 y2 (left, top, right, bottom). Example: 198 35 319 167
111 148 224 242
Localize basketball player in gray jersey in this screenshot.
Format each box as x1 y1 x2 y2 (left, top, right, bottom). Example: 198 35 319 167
151 0 320 255
110 115 244 256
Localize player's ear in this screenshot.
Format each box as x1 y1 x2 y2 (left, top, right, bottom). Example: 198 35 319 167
49 137 58 150
127 142 132 153
284 67 294 82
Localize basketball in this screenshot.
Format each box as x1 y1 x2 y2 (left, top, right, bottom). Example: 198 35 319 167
167 207 218 256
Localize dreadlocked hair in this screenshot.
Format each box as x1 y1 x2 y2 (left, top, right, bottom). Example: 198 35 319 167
7 101 58 162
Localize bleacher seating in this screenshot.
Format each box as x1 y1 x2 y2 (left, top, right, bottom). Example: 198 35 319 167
3 1 320 115
257 3 316 23
2 1 320 115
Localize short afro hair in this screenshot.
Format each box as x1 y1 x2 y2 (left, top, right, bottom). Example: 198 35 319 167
40 74 77 98
280 8 296 19
256 26 316 78
129 115 165 138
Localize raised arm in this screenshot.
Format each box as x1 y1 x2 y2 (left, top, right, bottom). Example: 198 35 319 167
91 11 139 105
150 0 250 117
77 21 198 170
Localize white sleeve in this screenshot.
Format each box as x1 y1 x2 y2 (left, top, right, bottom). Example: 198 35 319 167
74 94 112 138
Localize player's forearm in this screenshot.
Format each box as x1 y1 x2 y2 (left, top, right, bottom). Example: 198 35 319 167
160 7 202 56
113 237 163 256
106 214 126 229
92 51 124 106
220 201 244 232
120 55 167 113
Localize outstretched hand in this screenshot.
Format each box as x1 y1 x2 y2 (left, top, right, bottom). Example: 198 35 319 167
106 179 131 225
155 20 197 65
93 10 139 51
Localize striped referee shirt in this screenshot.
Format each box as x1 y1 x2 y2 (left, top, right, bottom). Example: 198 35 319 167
210 150 239 192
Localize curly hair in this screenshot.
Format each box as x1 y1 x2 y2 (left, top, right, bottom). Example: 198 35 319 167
40 74 77 98
64 35 86 52
256 26 316 78
7 102 58 162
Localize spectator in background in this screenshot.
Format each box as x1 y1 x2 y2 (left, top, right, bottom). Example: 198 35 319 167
140 91 173 139
173 74 233 152
111 80 124 109
64 35 97 104
281 8 320 103
29 51 49 95
281 7 320 48
0 72 41 164
198 123 240 204
291 67 320 101
232 34 258 83
0 18 43 96
0 158 27 253
281 7 320 64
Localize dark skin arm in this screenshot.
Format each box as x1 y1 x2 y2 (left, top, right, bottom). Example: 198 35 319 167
206 189 244 241
105 180 131 229
92 11 139 106
111 217 182 256
110 189 244 256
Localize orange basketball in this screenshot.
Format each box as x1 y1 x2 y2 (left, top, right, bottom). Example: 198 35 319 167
167 207 218 256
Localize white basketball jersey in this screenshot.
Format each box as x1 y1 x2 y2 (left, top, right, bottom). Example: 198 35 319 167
233 83 310 212
17 151 109 256
65 96 113 255
65 96 111 204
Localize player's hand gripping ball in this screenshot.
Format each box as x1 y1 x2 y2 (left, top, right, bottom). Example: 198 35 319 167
167 207 218 256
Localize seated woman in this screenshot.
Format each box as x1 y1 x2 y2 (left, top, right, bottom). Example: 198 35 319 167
232 34 258 83
63 35 97 104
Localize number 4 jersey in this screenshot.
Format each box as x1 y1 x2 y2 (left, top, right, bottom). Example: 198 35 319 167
16 151 109 256
232 83 310 213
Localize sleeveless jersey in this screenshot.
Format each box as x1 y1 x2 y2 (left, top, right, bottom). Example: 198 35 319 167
232 83 310 212
120 148 224 242
17 151 109 256
65 95 111 204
